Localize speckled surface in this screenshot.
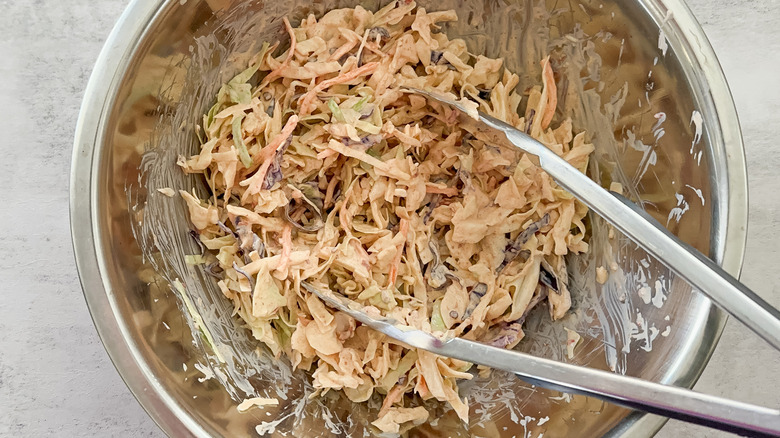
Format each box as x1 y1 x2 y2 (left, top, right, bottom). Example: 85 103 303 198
0 1 777 437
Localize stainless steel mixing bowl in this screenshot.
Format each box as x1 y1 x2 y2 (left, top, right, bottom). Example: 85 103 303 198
71 0 748 436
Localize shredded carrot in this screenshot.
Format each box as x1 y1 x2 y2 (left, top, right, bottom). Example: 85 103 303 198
316 148 339 160
297 62 379 116
254 114 300 166
242 115 299 196
328 38 359 62
378 384 405 418
387 218 409 287
425 184 458 197
414 375 431 399
540 56 557 130
259 17 297 88
276 224 293 275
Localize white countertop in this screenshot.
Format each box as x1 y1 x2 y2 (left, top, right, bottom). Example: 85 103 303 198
1 0 778 436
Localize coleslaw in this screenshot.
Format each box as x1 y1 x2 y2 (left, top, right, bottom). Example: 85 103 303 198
177 1 593 432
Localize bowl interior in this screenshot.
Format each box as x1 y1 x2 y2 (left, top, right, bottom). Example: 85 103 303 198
79 0 742 436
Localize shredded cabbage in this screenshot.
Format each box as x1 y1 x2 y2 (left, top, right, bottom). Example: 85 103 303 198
177 1 593 430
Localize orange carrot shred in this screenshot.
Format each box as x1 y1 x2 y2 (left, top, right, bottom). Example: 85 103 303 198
425 184 458 197
297 62 379 116
316 148 338 160
243 115 299 196
259 17 297 88
378 384 405 418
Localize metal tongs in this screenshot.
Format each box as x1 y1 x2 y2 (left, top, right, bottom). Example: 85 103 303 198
303 88 780 437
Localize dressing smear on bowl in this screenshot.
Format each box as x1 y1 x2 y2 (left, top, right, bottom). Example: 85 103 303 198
175 1 595 432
